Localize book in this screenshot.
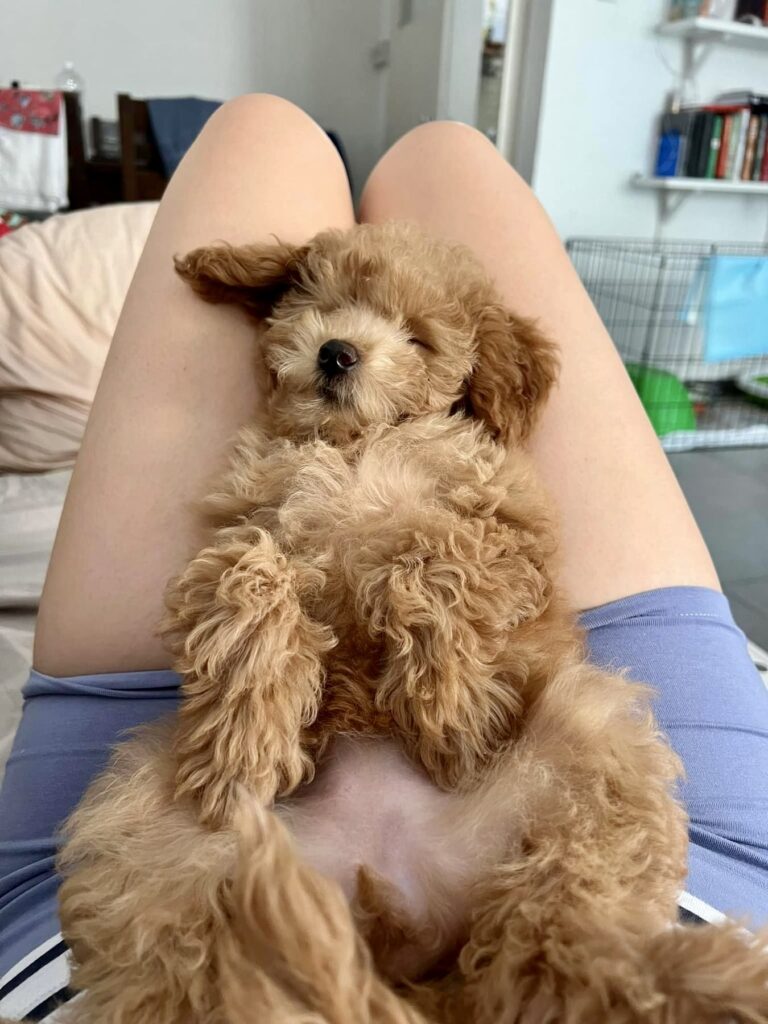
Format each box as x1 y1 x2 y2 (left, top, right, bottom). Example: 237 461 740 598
655 128 682 177
699 0 737 14
675 111 695 175
699 0 737 13
702 103 755 113
761 126 768 179
752 114 768 180
668 0 706 17
684 112 706 177
695 111 715 177
705 115 724 178
716 113 733 178
723 112 742 177
654 111 694 177
716 91 768 107
735 0 765 21
730 109 751 179
742 112 761 179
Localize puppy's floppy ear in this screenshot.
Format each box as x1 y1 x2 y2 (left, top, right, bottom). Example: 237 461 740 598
174 240 308 316
467 304 559 445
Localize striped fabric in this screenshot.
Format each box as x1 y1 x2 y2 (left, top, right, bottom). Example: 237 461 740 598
0 902 720 1020
0 934 75 1021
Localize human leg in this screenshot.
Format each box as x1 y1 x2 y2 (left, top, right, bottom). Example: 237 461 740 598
35 94 355 675
359 124 768 1015
359 123 719 611
1 95 354 1021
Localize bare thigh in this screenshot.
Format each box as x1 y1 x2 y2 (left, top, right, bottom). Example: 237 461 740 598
359 123 719 610
35 95 355 675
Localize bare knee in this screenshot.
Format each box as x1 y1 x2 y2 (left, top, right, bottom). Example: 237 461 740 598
196 93 344 173
206 93 318 137
395 119 497 157
361 120 526 219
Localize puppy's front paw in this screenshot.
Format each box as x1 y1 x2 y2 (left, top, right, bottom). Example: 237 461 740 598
363 525 544 791
166 525 334 828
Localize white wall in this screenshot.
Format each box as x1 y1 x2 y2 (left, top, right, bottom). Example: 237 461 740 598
438 0 484 126
381 0 484 151
2 0 388 192
265 0 389 193
384 0 446 148
507 0 554 181
525 0 768 243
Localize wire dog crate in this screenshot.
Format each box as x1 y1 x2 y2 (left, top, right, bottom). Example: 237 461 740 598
567 238 768 452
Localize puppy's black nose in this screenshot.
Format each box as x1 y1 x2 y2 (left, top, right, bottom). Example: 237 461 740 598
317 339 359 377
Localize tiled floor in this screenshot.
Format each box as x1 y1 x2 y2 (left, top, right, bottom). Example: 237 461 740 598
669 447 768 649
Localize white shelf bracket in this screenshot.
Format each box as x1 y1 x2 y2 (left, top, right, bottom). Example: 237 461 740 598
681 37 716 93
658 188 690 221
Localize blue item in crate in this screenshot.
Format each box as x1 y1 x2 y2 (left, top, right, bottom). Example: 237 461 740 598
702 255 768 363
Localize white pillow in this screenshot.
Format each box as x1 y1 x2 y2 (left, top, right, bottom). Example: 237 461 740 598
0 202 158 471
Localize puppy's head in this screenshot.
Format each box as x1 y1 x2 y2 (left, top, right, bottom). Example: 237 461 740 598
175 223 558 444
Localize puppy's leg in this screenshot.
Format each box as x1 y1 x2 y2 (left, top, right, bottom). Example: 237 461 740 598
461 665 768 1024
641 922 768 1023
359 516 553 790
58 727 239 1024
61 732 432 1024
165 524 335 826
220 798 434 1024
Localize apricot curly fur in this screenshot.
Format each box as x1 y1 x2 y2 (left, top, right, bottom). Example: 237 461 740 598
49 222 768 1024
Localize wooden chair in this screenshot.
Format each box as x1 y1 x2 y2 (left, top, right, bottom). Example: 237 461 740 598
63 92 168 208
66 93 349 206
117 93 167 202
63 91 120 209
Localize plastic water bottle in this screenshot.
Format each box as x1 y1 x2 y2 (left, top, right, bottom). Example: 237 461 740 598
54 61 84 93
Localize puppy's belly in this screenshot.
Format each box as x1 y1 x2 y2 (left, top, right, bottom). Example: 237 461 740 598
276 736 520 980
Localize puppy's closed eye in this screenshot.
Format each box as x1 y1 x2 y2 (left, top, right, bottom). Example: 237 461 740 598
404 315 436 353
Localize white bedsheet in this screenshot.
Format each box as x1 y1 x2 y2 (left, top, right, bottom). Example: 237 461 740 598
0 610 35 773
0 470 70 777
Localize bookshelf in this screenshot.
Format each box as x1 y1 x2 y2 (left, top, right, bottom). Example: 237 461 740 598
658 16 768 50
634 16 768 219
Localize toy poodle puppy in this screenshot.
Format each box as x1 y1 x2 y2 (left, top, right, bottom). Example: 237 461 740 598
53 223 768 1024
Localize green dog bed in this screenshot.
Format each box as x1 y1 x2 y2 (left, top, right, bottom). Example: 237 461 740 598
626 364 696 436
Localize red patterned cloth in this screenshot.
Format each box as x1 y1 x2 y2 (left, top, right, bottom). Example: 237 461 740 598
0 89 67 211
0 211 28 237
0 90 61 136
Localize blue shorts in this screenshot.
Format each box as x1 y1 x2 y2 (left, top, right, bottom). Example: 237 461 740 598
1 586 767 1020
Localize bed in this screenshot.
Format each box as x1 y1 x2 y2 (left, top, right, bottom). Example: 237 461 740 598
0 470 70 767
0 202 158 777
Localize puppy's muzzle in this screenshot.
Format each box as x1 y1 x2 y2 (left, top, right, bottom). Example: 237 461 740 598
318 340 359 379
